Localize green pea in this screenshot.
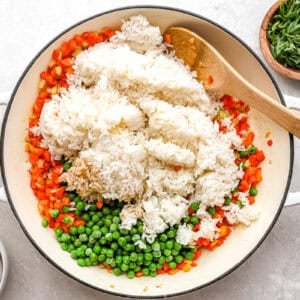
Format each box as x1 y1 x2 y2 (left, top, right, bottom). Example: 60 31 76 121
137 224 143 234
61 233 70 242
125 243 134 252
236 200 243 208
67 192 76 199
60 243 68 251
129 262 136 270
112 216 120 224
111 242 118 251
151 241 160 251
99 237 106 245
91 214 100 223
159 242 165 251
85 258 91 266
183 216 190 223
150 271 157 277
166 241 174 250
88 236 96 244
120 228 128 235
144 253 153 261
149 263 156 271
51 209 60 218
93 245 101 255
90 253 98 262
167 229 176 239
207 207 216 215
130 227 138 235
76 201 85 211
74 239 82 247
163 249 171 256
137 253 144 263
130 252 138 262
81 213 90 222
118 237 126 247
63 216 72 224
175 255 183 263
159 234 168 242
169 262 177 269
249 187 258 196
79 233 88 242
239 150 248 158
85 228 92 235
63 162 72 171
102 207 110 215
165 255 173 263
101 227 109 235
89 204 97 211
112 231 120 240
106 249 114 258
85 248 93 256
86 221 94 228
110 223 118 232
92 230 102 239
113 267 122 276
132 234 141 243
77 258 86 266
248 146 256 155
158 256 166 265
224 198 232 206
153 251 161 258
69 226 77 236
121 263 129 272
173 242 182 251
185 252 194 260
67 244 75 252
98 254 106 262
41 219 48 227
190 216 199 225
171 249 179 256
73 196 81 204
71 250 78 259
127 270 135 279
143 260 151 266
55 228 63 237
115 255 122 265
75 209 82 216
104 219 112 227
92 225 100 231
142 267 149 276
77 225 85 234
105 233 113 242
191 202 200 211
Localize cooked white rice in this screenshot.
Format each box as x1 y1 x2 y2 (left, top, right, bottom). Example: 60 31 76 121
37 15 259 244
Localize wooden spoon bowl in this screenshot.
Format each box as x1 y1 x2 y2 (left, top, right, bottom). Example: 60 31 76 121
259 0 300 80
166 27 300 137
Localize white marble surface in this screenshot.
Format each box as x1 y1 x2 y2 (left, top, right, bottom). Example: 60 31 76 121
0 0 299 299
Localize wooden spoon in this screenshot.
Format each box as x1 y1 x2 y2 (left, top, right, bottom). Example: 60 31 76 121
165 27 300 138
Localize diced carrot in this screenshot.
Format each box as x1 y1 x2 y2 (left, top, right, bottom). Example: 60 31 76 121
96 201 103 209
157 269 165 275
182 264 192 272
164 33 171 44
243 131 255 147
174 165 182 172
207 75 214 84
248 196 255 205
168 268 179 275
163 262 170 271
135 271 143 277
239 179 249 192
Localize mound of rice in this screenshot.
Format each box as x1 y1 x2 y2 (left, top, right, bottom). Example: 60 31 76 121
36 15 259 243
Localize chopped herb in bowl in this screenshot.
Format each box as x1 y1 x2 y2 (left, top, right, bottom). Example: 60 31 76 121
266 0 300 70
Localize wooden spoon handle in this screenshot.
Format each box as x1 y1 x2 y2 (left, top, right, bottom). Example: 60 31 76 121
223 65 300 138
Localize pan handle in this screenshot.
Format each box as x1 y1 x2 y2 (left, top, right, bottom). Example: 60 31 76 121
284 94 300 207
